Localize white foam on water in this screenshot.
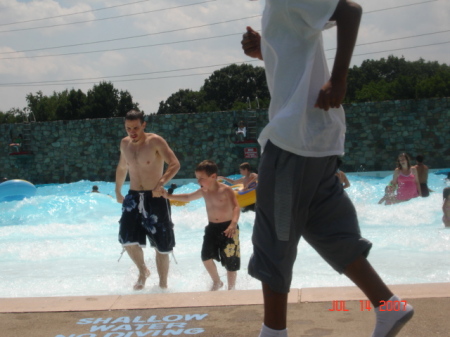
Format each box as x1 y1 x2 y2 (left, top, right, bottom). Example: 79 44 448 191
0 175 449 298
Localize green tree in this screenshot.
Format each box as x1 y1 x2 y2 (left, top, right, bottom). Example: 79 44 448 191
157 89 204 115
416 65 450 98
67 89 87 119
345 56 450 102
117 90 139 117
0 108 24 124
26 91 58 121
157 64 270 114
201 64 269 111
196 100 220 114
84 82 119 119
21 83 139 122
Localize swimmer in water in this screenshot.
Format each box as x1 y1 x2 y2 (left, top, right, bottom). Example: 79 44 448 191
413 155 430 197
443 187 450 227
378 184 397 205
218 162 258 191
336 158 350 189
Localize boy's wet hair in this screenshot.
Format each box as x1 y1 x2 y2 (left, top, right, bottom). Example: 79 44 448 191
196 160 218 176
125 109 144 123
444 187 450 200
239 162 251 171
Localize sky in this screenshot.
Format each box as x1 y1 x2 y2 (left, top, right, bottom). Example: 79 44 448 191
0 0 449 115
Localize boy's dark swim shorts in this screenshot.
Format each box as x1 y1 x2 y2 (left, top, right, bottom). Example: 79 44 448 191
118 190 175 254
201 221 240 272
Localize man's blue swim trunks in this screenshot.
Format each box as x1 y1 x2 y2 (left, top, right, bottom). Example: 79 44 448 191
118 190 175 254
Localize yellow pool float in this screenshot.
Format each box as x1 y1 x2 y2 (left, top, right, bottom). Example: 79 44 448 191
169 199 189 207
231 184 257 208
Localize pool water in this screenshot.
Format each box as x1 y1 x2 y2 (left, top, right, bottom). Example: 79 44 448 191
0 173 449 298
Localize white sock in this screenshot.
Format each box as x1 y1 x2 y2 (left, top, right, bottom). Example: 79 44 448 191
371 295 414 337
258 323 288 337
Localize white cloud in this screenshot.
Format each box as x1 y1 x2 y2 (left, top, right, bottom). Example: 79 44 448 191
0 0 95 36
0 0 448 114
97 51 126 68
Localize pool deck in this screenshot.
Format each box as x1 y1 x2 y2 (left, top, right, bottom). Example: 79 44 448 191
1 282 449 337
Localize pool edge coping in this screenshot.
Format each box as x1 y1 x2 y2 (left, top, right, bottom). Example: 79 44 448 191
1 282 449 313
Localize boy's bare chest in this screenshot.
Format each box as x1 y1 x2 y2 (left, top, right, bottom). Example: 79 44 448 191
206 191 229 208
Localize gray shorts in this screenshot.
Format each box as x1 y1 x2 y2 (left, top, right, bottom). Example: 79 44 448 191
248 141 372 293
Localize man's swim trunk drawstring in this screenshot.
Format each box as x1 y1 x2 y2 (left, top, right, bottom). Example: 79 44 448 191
119 196 177 264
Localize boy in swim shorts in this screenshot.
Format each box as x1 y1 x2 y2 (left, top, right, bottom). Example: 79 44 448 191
163 160 240 290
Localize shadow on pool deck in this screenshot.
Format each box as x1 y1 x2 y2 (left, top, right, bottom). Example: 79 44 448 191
1 283 449 337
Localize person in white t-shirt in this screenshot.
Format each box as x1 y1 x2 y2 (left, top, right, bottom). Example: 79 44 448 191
236 121 247 142
241 1 413 337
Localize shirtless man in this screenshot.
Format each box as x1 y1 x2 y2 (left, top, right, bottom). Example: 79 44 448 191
413 155 430 197
115 109 180 290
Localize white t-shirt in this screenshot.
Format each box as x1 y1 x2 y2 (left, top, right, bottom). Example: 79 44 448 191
236 126 247 137
259 0 346 157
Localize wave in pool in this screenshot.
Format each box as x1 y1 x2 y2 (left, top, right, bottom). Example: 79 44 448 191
0 173 449 298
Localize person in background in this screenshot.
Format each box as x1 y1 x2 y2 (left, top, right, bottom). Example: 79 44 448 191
91 185 100 193
219 162 258 191
336 157 350 189
378 184 397 206
413 155 429 197
9 134 23 153
392 153 421 202
236 121 247 142
241 1 413 336
167 183 177 195
442 187 450 227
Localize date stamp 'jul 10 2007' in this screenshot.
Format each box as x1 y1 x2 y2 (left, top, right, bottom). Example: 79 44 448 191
328 300 409 312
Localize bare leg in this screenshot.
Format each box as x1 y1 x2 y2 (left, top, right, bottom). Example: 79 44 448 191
125 245 150 291
203 259 223 291
155 250 169 289
262 282 288 330
344 255 393 307
227 271 237 290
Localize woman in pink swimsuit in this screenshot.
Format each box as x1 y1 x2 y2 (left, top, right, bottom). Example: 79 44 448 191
391 153 421 201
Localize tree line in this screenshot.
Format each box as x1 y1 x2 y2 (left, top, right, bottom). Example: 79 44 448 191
0 56 448 123
156 63 270 114
156 56 450 114
345 55 450 102
0 82 139 123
